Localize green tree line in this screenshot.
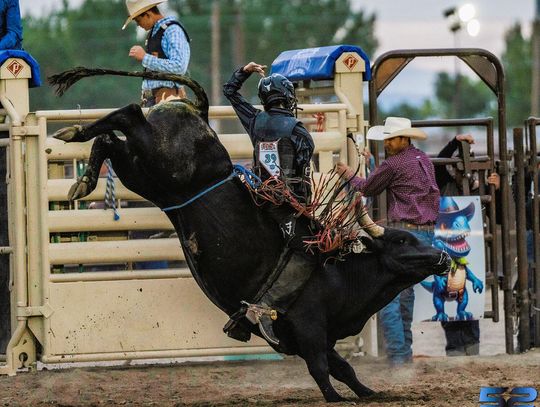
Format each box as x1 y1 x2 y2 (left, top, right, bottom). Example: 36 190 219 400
22 0 377 111
21 0 533 129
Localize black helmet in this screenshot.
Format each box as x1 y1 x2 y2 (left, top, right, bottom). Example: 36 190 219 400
257 73 297 110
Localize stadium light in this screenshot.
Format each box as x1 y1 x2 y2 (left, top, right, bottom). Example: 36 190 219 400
458 4 476 23
442 4 480 120
443 3 481 40
467 19 481 37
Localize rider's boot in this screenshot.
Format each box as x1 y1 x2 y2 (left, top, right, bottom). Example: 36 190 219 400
258 311 279 345
246 250 317 345
244 302 279 345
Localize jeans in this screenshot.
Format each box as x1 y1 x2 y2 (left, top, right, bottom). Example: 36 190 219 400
378 229 434 363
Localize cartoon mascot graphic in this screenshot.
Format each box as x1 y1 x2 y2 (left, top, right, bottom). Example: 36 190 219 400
421 197 484 321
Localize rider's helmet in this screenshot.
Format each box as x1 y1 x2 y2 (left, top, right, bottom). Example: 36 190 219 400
257 73 297 111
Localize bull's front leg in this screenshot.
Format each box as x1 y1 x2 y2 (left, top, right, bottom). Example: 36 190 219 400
53 104 146 143
68 133 127 201
302 349 344 402
294 326 344 402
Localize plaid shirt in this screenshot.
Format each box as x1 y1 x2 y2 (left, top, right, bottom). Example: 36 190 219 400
141 16 190 90
350 144 440 224
0 0 22 50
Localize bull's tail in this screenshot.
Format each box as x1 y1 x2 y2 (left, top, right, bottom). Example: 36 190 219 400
48 67 209 116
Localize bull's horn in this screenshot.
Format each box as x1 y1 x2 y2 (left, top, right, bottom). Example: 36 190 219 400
357 206 384 237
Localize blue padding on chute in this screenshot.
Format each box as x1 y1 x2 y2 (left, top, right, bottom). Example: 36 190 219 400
0 50 41 87
271 45 371 82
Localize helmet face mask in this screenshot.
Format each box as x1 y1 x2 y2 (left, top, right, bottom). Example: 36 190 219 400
257 74 297 111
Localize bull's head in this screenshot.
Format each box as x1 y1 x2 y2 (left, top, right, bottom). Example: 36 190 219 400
364 228 449 278
358 209 450 283
357 208 450 279
364 228 451 286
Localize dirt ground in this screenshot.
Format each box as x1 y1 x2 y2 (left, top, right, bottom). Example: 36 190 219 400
0 350 538 407
1 291 537 406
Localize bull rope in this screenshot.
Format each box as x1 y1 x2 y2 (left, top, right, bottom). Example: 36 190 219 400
160 163 375 255
240 167 373 254
161 165 261 212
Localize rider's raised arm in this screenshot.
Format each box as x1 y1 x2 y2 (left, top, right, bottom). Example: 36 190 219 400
223 67 261 145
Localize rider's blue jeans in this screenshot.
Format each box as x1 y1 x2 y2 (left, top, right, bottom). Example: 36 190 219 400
378 229 434 364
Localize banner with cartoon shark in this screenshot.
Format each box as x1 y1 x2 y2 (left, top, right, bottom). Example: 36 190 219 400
413 196 486 322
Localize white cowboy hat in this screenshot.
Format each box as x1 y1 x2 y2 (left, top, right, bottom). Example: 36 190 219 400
122 0 167 30
366 117 427 141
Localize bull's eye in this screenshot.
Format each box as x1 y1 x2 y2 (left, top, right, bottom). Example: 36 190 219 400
398 238 405 244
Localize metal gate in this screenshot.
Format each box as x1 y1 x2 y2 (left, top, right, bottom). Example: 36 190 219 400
367 48 518 352
1 48 378 374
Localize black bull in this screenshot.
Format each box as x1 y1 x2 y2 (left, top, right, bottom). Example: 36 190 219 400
49 69 450 403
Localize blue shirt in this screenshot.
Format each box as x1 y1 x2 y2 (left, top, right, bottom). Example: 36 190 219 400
141 16 190 90
0 0 22 50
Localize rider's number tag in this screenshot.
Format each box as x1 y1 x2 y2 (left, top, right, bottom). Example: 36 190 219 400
259 141 280 177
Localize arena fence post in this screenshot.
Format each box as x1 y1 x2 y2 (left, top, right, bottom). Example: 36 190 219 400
513 127 532 351
0 54 39 375
526 117 540 348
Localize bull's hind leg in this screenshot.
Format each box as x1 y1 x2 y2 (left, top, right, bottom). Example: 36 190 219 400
68 133 128 201
53 104 146 143
327 348 375 398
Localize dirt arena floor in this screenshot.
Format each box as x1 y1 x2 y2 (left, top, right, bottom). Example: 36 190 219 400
0 350 538 406
1 291 538 406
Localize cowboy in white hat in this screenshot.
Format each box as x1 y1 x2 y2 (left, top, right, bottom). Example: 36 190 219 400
364 116 426 155
123 0 191 107
336 116 440 366
336 116 427 177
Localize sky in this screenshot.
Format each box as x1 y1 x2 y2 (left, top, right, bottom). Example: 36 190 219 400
351 0 535 104
19 0 537 106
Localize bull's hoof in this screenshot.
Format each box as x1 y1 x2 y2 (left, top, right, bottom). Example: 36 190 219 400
53 125 83 142
357 387 375 397
325 394 346 403
68 176 90 201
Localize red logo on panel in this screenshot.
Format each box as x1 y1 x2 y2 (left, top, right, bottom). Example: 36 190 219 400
7 60 23 77
343 55 359 71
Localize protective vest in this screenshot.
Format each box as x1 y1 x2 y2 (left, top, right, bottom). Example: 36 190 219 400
253 112 300 179
145 20 190 60
252 112 311 204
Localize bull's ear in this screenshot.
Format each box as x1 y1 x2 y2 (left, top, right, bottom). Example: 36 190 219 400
360 236 384 252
